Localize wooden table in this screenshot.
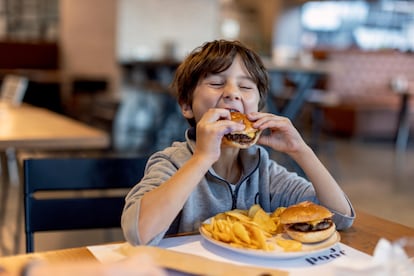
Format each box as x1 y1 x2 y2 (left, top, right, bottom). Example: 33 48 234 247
0 103 110 255
0 102 110 186
340 210 414 254
1 209 413 274
0 103 109 150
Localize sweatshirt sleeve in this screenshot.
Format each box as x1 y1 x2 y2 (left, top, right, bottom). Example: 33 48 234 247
121 194 167 246
328 193 356 230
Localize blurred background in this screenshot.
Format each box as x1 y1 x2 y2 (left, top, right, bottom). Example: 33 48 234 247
1 0 414 253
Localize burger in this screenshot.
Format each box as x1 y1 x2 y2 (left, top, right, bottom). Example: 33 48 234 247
280 201 336 243
222 111 262 149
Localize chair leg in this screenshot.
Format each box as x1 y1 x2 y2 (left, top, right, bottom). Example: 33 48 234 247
14 189 24 254
26 233 33 253
0 152 10 216
0 148 24 255
0 151 10 254
13 152 25 255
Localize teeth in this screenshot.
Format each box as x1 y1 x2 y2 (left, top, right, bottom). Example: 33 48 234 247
229 109 238 112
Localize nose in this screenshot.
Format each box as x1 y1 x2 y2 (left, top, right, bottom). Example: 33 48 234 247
223 82 241 101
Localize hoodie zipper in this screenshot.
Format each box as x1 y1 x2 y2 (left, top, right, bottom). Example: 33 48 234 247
207 175 237 209
208 151 261 210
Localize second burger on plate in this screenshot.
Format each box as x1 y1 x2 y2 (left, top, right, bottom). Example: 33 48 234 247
280 201 336 243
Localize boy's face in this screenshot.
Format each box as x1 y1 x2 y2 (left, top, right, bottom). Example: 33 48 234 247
181 55 260 124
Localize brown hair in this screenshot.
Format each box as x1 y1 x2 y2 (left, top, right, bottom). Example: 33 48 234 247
171 40 269 126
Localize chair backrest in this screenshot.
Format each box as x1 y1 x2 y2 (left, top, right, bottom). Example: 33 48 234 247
0 74 28 106
23 156 148 253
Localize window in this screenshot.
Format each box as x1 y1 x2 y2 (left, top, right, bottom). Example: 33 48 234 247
0 0 58 40
301 0 414 51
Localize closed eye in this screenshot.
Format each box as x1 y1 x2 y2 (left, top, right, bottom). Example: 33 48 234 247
240 85 253 90
237 75 256 90
209 82 224 87
239 81 255 90
204 75 224 87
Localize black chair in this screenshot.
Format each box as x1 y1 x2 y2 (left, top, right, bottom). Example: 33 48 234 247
23 156 148 253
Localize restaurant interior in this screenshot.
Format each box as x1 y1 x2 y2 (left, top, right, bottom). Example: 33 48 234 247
1 0 414 260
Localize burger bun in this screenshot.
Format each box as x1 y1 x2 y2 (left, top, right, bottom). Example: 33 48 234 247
280 201 333 224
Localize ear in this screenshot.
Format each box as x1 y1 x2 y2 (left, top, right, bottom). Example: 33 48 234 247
180 102 194 119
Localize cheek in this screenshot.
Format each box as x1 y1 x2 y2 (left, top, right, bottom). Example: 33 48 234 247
193 88 220 110
191 108 205 123
243 93 261 111
191 99 212 122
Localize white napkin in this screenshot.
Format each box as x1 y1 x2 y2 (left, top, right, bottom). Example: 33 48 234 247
333 238 414 276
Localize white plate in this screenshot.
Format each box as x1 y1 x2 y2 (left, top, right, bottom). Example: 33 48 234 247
199 219 341 259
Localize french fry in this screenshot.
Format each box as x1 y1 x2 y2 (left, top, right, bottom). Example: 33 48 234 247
271 206 286 218
252 208 278 234
247 204 262 218
275 237 302 252
232 221 251 244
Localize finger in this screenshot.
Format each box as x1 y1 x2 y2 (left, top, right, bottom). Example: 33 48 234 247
214 119 245 136
247 111 282 120
247 112 283 128
203 108 231 122
255 117 289 131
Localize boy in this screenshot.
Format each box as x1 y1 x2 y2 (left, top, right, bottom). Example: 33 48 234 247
122 40 355 245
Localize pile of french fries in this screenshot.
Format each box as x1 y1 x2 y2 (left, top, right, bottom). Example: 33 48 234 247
200 204 302 252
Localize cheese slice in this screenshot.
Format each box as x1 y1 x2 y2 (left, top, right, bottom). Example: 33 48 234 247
308 219 324 227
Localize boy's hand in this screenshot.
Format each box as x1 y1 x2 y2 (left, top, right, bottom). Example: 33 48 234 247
194 108 245 162
249 112 306 154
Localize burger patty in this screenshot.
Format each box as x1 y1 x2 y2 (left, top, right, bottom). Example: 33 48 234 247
289 219 333 232
225 133 254 144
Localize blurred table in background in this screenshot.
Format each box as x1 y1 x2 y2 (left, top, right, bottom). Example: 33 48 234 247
263 58 339 122
0 103 109 150
262 58 341 176
0 103 110 255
